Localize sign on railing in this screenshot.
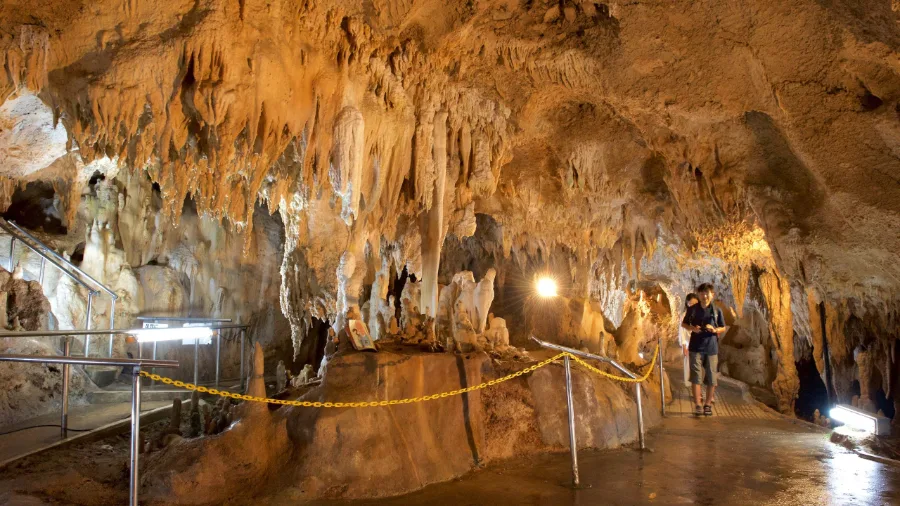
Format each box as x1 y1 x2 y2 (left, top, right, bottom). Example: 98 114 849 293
182 322 212 345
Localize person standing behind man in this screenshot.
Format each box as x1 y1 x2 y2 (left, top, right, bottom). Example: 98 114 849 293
679 293 700 387
681 283 726 416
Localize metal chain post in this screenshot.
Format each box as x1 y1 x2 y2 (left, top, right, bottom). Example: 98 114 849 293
239 317 246 393
129 366 142 506
215 330 221 388
635 383 646 450
564 355 580 486
151 341 157 388
193 337 200 386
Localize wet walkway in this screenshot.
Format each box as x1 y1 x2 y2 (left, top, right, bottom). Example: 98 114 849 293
294 379 899 506
300 416 897 506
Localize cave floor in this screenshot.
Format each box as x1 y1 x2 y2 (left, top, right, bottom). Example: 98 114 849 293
0 399 170 465
298 416 899 506
1 382 898 505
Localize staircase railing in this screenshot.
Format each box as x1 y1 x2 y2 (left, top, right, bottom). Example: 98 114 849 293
0 219 118 355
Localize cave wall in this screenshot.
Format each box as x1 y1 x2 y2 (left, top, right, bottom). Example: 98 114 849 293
0 0 896 420
0 170 294 383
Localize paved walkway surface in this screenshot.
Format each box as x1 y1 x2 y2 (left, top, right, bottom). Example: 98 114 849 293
0 376 246 466
0 399 170 464
300 383 899 506
667 379 779 420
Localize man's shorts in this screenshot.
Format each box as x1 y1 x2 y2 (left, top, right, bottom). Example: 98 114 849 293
689 352 718 386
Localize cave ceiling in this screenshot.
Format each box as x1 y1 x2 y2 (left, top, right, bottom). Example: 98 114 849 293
0 0 899 300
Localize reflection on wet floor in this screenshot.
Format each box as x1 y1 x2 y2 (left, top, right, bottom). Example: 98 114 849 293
296 416 898 506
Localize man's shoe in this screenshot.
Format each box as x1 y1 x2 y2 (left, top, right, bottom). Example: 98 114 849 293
703 405 713 416
694 405 703 417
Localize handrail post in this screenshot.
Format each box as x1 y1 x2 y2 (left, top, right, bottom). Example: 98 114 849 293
564 355 579 487
61 335 71 438
658 337 666 417
151 341 157 388
8 236 15 271
215 330 221 388
38 257 46 285
108 297 116 357
84 292 94 356
194 337 200 386
129 365 142 506
635 383 646 450
239 317 245 393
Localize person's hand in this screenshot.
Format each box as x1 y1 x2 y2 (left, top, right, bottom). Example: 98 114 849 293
692 325 702 333
705 324 716 332
683 346 689 357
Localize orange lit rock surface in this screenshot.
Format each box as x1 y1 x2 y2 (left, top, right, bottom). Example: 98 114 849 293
0 1 899 500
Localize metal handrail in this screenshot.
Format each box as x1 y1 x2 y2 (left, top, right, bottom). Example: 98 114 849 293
0 325 249 337
136 316 232 322
0 219 117 356
6 221 118 299
134 318 248 390
530 335 648 487
530 336 638 378
0 354 178 506
0 325 250 430
0 322 252 396
0 221 97 295
0 354 178 368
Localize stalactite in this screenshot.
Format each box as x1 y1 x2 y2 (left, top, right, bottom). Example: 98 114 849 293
330 106 365 225
419 112 448 318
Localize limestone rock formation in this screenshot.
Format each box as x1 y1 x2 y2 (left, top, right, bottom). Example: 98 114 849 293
0 0 899 500
0 267 90 426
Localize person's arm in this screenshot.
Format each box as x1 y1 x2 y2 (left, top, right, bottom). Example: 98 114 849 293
682 322 701 332
679 322 690 356
709 309 727 335
681 308 701 333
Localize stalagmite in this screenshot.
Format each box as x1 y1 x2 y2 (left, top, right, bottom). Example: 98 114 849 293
276 360 286 392
365 255 391 341
242 342 268 418
473 268 496 333
2 1 900 503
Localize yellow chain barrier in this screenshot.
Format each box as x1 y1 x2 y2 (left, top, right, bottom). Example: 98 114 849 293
138 346 659 408
566 344 659 383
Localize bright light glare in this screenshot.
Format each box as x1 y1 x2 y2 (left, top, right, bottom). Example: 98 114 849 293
535 277 558 298
830 405 879 435
131 327 212 343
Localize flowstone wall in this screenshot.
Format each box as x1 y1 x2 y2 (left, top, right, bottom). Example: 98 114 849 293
141 346 668 503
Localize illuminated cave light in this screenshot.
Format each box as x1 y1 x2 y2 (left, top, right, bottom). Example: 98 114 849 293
131 326 213 343
535 277 558 298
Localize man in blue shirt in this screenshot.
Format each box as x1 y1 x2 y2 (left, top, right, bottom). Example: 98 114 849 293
680 283 727 416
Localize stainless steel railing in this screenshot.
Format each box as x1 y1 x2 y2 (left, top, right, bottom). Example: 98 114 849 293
530 336 650 486
0 354 178 506
0 220 119 355
134 317 248 389
0 325 249 437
